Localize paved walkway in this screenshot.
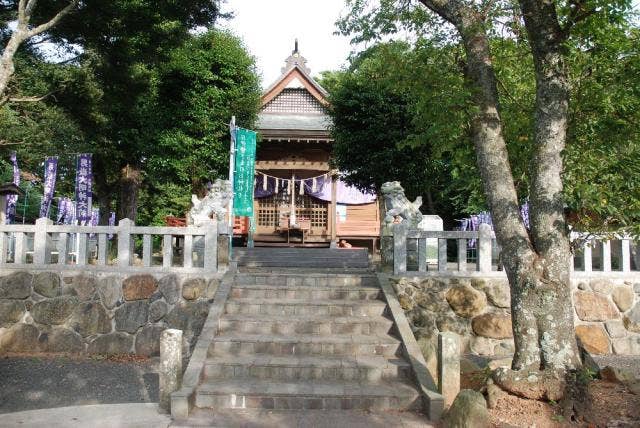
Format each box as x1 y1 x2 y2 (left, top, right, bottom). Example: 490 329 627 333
1 403 171 428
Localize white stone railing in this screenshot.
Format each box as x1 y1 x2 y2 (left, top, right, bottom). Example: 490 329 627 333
0 218 230 274
392 223 640 277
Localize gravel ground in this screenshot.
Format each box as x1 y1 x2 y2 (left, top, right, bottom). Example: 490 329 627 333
0 354 159 414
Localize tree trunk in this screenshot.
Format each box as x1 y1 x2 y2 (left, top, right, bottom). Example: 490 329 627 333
119 164 142 222
416 0 580 394
0 31 25 99
515 0 580 371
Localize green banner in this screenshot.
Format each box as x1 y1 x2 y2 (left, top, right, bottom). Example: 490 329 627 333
233 128 257 216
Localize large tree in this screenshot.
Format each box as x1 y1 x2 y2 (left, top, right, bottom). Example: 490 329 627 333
339 0 634 401
0 0 79 101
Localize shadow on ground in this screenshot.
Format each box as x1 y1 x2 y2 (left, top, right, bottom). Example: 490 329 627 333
0 354 158 414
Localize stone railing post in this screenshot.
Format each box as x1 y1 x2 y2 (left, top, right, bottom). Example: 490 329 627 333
160 329 183 412
203 221 218 271
622 237 631 273
602 239 612 272
393 223 408 275
34 218 53 265
117 218 133 267
477 223 492 273
438 332 460 409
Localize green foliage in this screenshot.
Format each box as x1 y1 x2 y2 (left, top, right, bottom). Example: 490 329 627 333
1 2 260 224
147 30 261 192
326 41 459 218
332 0 640 231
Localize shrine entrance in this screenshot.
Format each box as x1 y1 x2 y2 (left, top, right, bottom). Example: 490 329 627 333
256 192 328 236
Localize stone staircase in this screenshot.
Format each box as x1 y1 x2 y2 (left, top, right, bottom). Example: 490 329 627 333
189 269 423 415
232 247 370 269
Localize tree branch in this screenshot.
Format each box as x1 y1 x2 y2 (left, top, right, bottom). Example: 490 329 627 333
562 0 596 36
25 0 37 19
17 0 27 26
27 0 79 38
7 90 58 103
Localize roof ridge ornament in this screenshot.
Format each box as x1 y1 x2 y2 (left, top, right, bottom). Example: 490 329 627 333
281 38 311 75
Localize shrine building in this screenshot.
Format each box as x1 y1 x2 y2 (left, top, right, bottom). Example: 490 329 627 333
235 42 380 249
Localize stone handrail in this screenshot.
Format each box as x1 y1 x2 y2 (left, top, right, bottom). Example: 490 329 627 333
392 223 639 277
0 217 230 273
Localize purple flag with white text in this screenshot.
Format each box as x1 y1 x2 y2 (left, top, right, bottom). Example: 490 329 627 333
39 157 58 219
5 152 20 224
75 154 93 225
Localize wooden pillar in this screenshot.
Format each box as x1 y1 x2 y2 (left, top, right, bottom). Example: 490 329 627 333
329 174 337 247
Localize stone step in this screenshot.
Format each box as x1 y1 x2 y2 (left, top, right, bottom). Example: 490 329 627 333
218 314 394 336
237 260 370 268
194 379 421 411
233 248 368 256
237 267 373 275
230 284 382 301
233 273 378 287
208 334 402 358
224 298 388 317
203 355 412 382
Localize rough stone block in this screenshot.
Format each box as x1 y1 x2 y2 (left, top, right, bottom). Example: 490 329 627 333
612 286 634 313
611 337 640 355
88 332 133 354
165 301 209 341
33 272 61 298
575 324 610 355
590 279 614 295
623 303 640 333
436 313 471 336
483 280 511 309
445 284 486 318
472 313 513 339
605 320 627 338
0 272 33 299
71 274 98 301
182 278 206 300
470 336 496 356
159 275 180 304
0 323 39 352
68 302 111 337
149 300 169 322
42 327 84 353
443 389 489 428
135 324 166 356
574 291 619 321
31 296 78 325
123 275 158 301
0 300 25 325
115 300 149 333
98 276 122 309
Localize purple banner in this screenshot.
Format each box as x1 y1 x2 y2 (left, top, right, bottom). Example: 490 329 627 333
57 197 75 224
108 211 116 239
39 157 58 219
5 152 20 224
75 154 93 225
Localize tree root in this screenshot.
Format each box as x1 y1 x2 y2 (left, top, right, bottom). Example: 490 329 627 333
491 367 566 401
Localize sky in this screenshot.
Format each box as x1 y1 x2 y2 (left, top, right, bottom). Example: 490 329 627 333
221 0 640 88
220 0 354 87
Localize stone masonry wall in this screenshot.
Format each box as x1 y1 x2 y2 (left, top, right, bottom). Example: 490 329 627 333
391 275 640 358
0 271 221 358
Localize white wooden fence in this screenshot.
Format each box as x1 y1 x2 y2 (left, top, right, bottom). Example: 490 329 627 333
392 223 640 277
0 218 229 274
